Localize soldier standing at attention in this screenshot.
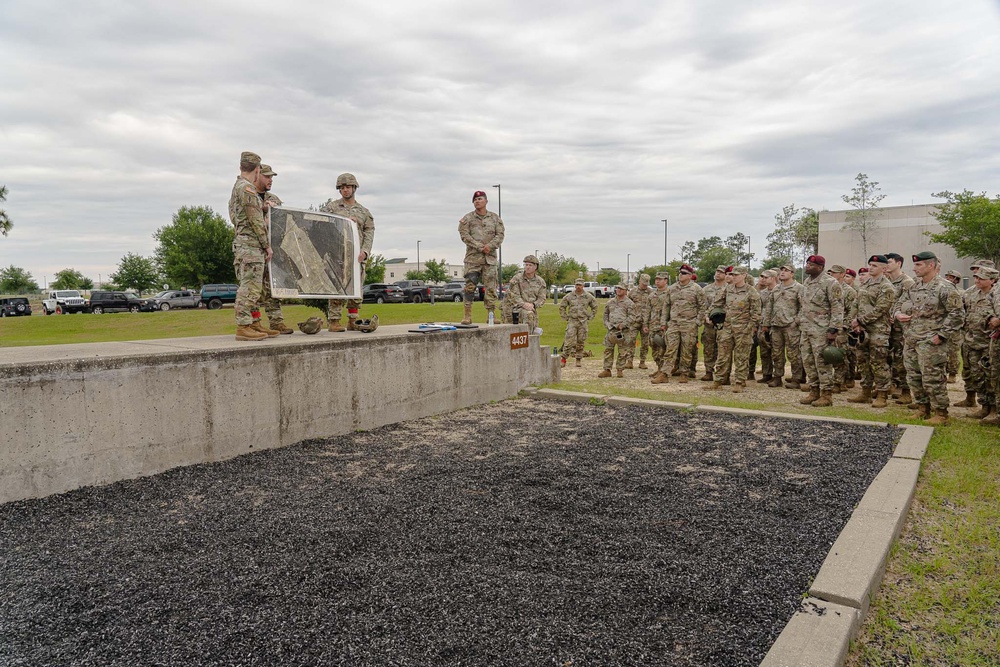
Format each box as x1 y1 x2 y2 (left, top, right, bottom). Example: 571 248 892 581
943 269 965 383
625 274 654 369
893 251 964 425
796 255 844 407
559 278 598 367
321 173 375 332
508 255 547 334
847 255 896 408
599 284 634 378
229 151 270 342
957 266 998 421
662 264 704 385
857 267 870 286
700 266 728 382
885 252 915 404
710 266 760 393
253 164 291 335
751 270 776 384
843 269 860 381
458 191 505 325
764 264 805 389
648 271 671 383
827 264 856 391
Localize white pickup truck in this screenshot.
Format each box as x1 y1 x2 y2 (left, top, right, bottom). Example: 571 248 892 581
582 282 612 298
42 290 89 315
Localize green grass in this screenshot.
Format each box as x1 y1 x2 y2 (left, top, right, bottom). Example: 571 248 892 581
3 296 997 664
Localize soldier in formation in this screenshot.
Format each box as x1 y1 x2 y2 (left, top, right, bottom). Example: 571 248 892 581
827 265 856 392
228 151 272 341
797 255 844 407
507 255 547 334
699 266 728 381
955 264 997 421
625 274 654 369
254 164 292 335
321 173 375 332
710 266 760 393
647 271 671 382
659 264 704 385
943 269 964 383
885 252 915 404
598 284 634 378
559 278 598 367
458 190 505 325
750 270 775 384
847 255 896 408
764 264 804 389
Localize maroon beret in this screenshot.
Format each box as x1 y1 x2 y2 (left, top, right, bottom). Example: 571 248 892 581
845 268 857 277
472 190 487 201
679 263 694 274
806 255 826 266
858 267 869 274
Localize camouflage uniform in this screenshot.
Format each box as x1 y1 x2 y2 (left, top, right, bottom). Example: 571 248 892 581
229 174 269 327
711 279 761 385
665 281 705 379
260 192 285 326
626 282 654 366
458 210 505 312
889 272 916 390
766 281 805 383
854 275 896 393
796 273 844 392
700 280 725 378
320 197 375 320
753 285 774 380
948 282 965 379
893 276 963 411
507 271 547 333
559 289 598 360
833 282 858 386
964 284 995 408
647 283 671 373
603 295 635 371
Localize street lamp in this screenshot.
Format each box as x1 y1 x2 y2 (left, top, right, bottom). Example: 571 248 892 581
662 218 668 267
627 253 631 284
417 240 421 274
493 184 502 289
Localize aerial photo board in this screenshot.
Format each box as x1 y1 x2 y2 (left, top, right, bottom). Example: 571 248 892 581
268 206 362 300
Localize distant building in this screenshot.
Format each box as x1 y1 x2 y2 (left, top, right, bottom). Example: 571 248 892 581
383 258 465 282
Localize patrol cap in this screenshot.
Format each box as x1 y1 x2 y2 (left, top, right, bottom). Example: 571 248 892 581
945 269 962 279
679 264 694 274
779 263 795 273
523 254 539 265
574 278 585 286
971 259 996 270
731 266 749 275
912 250 937 262
806 254 826 266
827 264 846 274
761 269 777 278
240 151 261 166
846 268 857 277
615 283 628 291
977 267 999 280
868 254 888 265
473 190 487 200
716 265 728 274
638 273 650 284
655 271 669 279
260 164 276 176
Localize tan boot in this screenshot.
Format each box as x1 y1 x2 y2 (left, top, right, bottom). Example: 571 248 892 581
720 377 731 386
678 374 688 384
800 388 820 405
328 319 346 332
784 380 801 390
954 391 977 408
871 391 888 409
651 372 669 384
235 324 268 341
910 403 931 419
250 320 280 337
811 390 833 407
598 369 612 378
269 320 294 335
767 377 783 388
896 386 913 405
831 383 843 394
844 379 855 389
461 301 473 325
625 361 634 369
981 408 1000 425
848 387 873 404
638 360 648 369
731 382 744 393
700 371 714 382
709 380 724 390
971 404 992 419
616 369 624 378
346 317 358 331
926 409 950 426
575 358 582 368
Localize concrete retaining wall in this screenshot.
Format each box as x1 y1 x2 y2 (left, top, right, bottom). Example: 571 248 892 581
0 324 559 504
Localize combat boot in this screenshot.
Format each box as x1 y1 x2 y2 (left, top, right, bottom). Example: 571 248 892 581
895 386 912 405
649 369 660 377
831 383 843 394
598 369 612 378
757 375 771 384
871 391 889 408
709 380 724 390
346 317 358 331
638 360 648 369
461 302 473 325
670 367 682 377
249 320 280 337
651 372 668 384
574 358 582 368
926 409 950 426
811 390 833 407
746 371 756 381
954 391 977 408
947 374 957 384
625 360 634 369
678 374 688 384
800 388 820 404
700 371 714 382
235 325 268 341
731 382 744 393
909 403 931 419
971 403 992 419
616 369 624 378
328 319 346 333
844 378 856 389
720 377 731 386
784 380 801 390
848 387 873 404
767 377 783 388
269 320 294 335
981 407 1000 425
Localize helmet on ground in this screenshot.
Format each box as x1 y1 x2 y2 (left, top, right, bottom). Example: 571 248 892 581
336 173 359 188
297 316 323 335
709 308 726 326
355 314 379 333
821 345 845 365
523 254 539 265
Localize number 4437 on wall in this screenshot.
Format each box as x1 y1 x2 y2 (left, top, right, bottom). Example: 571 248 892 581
510 332 529 349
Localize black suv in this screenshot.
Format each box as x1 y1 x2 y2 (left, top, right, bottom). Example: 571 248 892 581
200 284 239 310
0 297 32 317
87 291 144 314
362 283 405 304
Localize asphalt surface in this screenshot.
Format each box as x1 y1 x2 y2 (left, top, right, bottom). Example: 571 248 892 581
0 399 900 666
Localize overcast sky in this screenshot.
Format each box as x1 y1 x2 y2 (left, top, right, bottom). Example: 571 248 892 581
2 0 999 286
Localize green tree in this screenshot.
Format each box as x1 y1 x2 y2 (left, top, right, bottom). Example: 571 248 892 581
0 185 12 237
154 206 235 288
0 265 39 293
501 263 519 283
725 232 755 267
928 190 1000 265
765 204 821 269
365 253 387 284
109 253 160 295
422 258 449 283
597 268 621 285
79 276 94 290
404 269 426 280
556 257 588 284
51 268 89 290
796 208 819 256
841 173 886 258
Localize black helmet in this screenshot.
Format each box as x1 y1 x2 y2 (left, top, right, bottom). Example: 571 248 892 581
709 308 726 326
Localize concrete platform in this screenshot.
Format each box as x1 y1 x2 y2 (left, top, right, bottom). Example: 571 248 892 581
760 597 860 667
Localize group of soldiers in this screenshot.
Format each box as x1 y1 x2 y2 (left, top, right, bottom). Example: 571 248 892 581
575 251 989 427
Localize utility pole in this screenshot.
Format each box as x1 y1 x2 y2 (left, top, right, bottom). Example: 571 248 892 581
493 184 502 292
662 218 668 267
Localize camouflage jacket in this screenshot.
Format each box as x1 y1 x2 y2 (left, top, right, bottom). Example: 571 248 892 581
712 283 761 332
757 287 774 331
647 287 671 330
627 285 654 327
964 287 995 350
840 283 858 326
765 281 802 327
892 275 964 342
229 176 268 251
796 274 844 331
559 290 598 321
604 296 635 331
701 282 724 323
320 198 375 256
666 281 705 326
458 211 505 266
854 275 895 334
508 272 547 310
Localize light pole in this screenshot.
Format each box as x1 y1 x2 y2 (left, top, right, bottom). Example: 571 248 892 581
492 184 502 290
627 253 631 285
662 218 668 267
417 240 421 274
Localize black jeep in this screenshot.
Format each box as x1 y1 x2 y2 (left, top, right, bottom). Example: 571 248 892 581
0 297 32 317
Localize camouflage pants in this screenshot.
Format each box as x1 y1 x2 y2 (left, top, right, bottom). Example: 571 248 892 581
623 325 643 364
833 330 850 385
889 323 907 389
858 330 892 392
234 245 266 327
749 329 773 378
701 324 718 373
603 329 633 370
846 345 858 381
770 325 804 382
329 265 366 321
464 261 499 311
966 345 992 406
801 328 836 391
666 322 699 376
904 337 949 410
515 308 539 335
947 336 960 376
988 338 1000 406
961 343 972 386
561 319 589 359
650 326 668 370
715 326 751 384
261 261 284 324
634 326 650 363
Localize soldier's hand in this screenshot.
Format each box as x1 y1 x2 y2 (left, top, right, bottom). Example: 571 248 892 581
762 326 769 334
358 251 368 263
482 245 491 254
643 326 649 333
826 331 837 342
895 313 912 323
931 334 943 345
991 316 1000 330
266 247 274 262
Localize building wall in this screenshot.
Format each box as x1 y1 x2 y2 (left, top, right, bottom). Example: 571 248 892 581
384 262 466 282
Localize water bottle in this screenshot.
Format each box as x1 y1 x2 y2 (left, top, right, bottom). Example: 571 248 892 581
488 311 494 326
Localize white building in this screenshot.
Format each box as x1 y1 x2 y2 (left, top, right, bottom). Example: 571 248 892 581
382 258 466 283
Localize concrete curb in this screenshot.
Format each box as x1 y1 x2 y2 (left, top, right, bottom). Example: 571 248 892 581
759 597 861 667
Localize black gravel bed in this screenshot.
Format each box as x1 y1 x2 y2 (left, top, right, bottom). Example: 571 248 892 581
0 400 900 667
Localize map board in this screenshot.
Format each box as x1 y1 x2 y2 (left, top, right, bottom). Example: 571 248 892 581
268 206 362 299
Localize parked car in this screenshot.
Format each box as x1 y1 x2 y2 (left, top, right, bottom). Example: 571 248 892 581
392 280 434 303
562 284 575 293
200 284 239 310
145 289 201 311
87 290 145 314
0 297 32 317
42 290 88 314
362 283 405 304
433 282 468 302
583 282 612 297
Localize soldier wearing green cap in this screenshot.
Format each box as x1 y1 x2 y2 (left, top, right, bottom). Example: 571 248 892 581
320 173 375 332
229 151 272 341
623 273 654 369
956 266 998 421
827 264 857 391
559 278 598 367
508 255 547 334
648 272 672 382
699 265 728 382
251 164 292 335
764 264 805 389
599 284 634 378
709 266 760 393
662 265 704 384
